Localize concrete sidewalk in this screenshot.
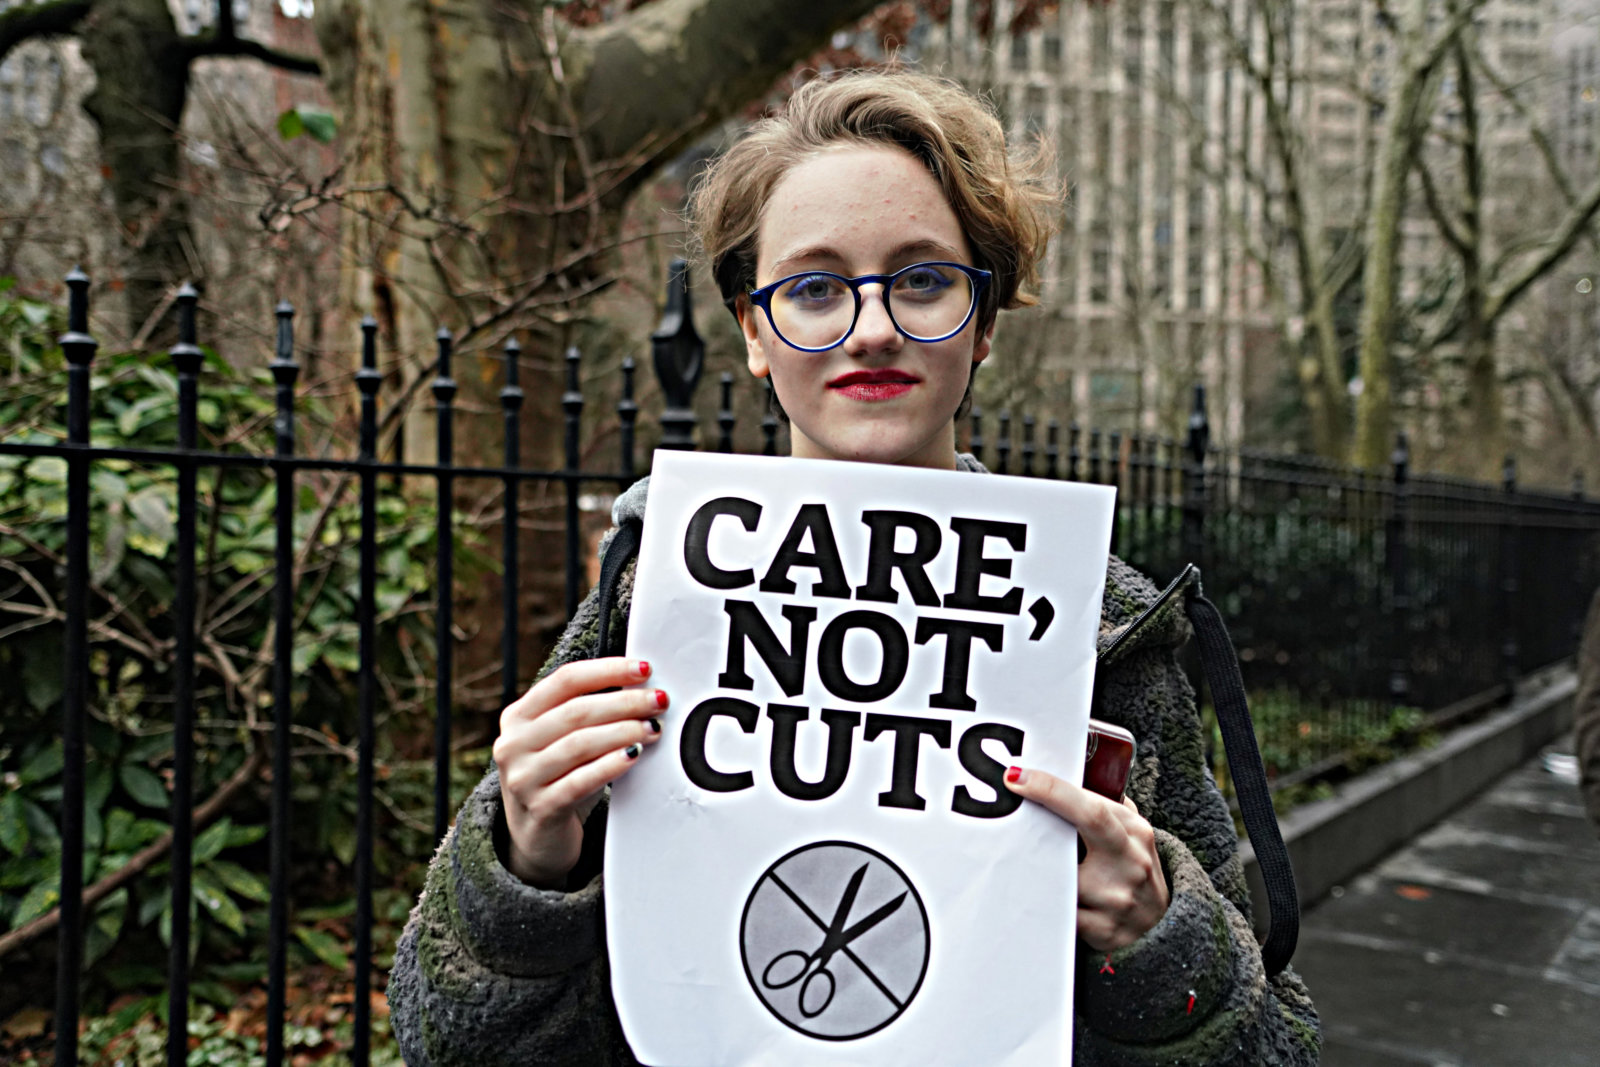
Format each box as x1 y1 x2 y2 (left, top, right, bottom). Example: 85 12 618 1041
1294 737 1600 1066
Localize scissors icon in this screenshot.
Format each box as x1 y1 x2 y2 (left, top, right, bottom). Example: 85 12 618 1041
759 863 907 1018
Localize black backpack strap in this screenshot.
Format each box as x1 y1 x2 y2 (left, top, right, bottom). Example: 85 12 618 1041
596 518 643 659
1184 584 1300 977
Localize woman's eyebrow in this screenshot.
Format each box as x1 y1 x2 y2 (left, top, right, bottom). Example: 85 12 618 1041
770 239 967 277
887 239 964 262
769 246 843 275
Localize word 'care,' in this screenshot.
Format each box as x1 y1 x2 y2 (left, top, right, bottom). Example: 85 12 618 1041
678 497 1059 819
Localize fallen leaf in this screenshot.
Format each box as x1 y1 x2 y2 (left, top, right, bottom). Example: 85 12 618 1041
2 1008 50 1040
1395 884 1432 901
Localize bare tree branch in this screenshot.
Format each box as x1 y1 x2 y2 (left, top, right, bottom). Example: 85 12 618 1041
1416 153 1470 258
0 0 91 62
181 30 321 75
1468 33 1600 260
1485 175 1600 322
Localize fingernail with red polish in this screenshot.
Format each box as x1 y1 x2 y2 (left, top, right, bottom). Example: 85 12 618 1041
1004 766 1026 785
625 743 642 759
647 718 662 735
655 689 669 710
637 660 651 677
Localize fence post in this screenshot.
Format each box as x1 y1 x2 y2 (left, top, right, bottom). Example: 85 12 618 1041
1068 422 1080 482
969 408 984 465
1577 471 1589 650
167 284 202 1067
1022 414 1036 477
1046 419 1060 479
718 372 736 452
433 330 458 843
561 345 583 618
1387 432 1411 706
500 338 524 711
353 317 382 1067
653 259 703 451
762 380 779 456
1501 454 1520 695
1183 385 1210 568
1108 431 1123 557
619 356 639 478
997 411 1011 474
1089 428 1103 485
55 269 96 1067
266 300 300 1067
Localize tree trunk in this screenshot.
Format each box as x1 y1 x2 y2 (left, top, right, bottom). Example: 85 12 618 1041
312 0 883 691
1353 0 1442 470
1462 317 1503 478
78 0 196 337
1298 264 1351 458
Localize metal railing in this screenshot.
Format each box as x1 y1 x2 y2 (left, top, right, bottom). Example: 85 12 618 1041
3 264 1598 1066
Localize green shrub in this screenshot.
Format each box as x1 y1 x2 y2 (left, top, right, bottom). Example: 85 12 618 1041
0 279 481 1013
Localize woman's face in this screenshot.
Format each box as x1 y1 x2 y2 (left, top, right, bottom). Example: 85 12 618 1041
737 144 992 471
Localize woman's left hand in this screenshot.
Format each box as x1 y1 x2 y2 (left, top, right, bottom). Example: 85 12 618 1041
1003 766 1170 952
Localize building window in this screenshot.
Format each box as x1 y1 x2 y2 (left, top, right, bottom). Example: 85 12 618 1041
1091 247 1111 304
1025 85 1046 136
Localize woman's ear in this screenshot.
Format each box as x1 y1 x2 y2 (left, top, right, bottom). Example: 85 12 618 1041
737 296 771 379
972 320 995 366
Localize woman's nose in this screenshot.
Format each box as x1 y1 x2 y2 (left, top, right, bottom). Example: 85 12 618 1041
842 286 903 357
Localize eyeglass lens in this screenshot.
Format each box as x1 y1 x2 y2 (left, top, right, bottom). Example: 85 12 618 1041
769 264 975 349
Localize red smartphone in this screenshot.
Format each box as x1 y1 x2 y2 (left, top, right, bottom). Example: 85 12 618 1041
1083 719 1136 803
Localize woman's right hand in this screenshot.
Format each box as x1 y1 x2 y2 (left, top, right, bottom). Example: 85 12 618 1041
493 657 667 889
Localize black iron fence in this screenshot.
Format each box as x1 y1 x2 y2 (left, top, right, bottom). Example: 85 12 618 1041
3 262 1598 1066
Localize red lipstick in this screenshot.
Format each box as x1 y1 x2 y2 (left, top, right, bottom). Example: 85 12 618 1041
827 368 920 401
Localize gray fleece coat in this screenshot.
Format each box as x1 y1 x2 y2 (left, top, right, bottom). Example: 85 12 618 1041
387 462 1321 1066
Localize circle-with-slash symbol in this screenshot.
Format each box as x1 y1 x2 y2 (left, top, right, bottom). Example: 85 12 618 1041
739 840 930 1041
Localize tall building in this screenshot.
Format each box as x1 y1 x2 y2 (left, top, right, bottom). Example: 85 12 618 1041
932 0 1279 449
931 0 1600 469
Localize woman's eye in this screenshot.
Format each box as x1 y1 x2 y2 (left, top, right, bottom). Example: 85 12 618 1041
782 275 844 304
896 266 955 296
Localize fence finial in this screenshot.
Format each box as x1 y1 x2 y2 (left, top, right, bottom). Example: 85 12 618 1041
619 356 640 475
272 300 296 370
1390 429 1409 473
1187 383 1211 463
64 267 90 335
171 283 202 371
60 269 97 364
654 258 703 450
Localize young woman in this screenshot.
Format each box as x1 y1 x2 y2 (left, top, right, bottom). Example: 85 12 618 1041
387 69 1320 1066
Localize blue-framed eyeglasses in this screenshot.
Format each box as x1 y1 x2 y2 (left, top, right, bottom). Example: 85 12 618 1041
746 261 992 353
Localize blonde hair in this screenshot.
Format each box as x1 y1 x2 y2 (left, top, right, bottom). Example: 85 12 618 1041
690 68 1060 331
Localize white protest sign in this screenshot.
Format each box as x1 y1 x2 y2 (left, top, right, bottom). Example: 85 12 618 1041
606 452 1115 1066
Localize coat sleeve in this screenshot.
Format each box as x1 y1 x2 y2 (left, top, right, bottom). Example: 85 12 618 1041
387 563 641 1067
1073 615 1320 1064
